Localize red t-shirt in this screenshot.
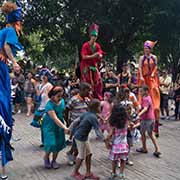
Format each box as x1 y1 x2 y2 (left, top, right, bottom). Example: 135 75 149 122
140 95 155 120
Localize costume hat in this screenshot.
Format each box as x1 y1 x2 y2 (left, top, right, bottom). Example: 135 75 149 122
89 23 99 37
1 1 22 23
144 40 157 49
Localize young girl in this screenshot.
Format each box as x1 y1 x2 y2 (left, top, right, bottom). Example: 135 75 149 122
42 86 69 169
99 92 113 134
106 105 129 180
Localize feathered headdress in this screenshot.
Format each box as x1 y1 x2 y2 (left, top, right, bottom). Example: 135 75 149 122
144 40 158 49
89 23 99 37
1 1 22 23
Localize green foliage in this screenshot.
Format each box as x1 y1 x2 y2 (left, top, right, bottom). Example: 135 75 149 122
0 0 180 76
25 31 45 65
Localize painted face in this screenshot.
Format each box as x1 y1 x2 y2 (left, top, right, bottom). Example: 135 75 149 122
144 47 151 55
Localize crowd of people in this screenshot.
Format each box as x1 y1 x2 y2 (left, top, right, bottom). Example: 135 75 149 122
7 64 179 180
0 1 180 180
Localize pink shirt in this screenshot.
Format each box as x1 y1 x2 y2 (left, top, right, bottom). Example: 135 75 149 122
140 95 155 120
100 101 112 119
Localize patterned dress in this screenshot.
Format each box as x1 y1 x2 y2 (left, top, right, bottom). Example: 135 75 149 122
109 125 129 161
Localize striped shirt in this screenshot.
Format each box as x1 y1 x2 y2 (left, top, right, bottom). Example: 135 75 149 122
66 94 89 122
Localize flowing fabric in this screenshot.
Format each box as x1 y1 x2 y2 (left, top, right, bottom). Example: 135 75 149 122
0 26 23 166
80 42 103 100
0 61 13 166
138 55 160 134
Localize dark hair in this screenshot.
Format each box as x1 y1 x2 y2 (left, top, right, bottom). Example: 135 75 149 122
109 104 129 129
141 85 149 92
88 99 100 113
122 63 128 67
116 87 126 103
124 87 130 93
48 86 63 98
79 82 91 91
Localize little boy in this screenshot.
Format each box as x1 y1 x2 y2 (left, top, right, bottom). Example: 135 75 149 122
136 85 161 158
71 99 105 180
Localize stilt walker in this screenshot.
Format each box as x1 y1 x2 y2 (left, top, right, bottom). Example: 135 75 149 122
0 1 23 178
80 24 104 100
138 40 160 137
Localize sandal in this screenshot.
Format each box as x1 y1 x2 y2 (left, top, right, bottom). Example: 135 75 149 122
153 151 161 158
136 148 148 153
109 172 117 180
71 172 86 180
85 173 100 180
119 173 126 180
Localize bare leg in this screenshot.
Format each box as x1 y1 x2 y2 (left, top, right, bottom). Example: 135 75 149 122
52 152 59 162
74 158 83 174
141 133 148 151
112 160 116 174
44 152 50 160
120 159 125 174
1 166 7 178
26 97 32 116
148 133 160 152
85 154 92 175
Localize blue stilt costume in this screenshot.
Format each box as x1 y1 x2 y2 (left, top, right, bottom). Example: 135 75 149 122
0 1 23 167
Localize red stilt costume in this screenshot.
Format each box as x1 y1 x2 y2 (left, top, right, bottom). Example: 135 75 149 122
80 24 104 100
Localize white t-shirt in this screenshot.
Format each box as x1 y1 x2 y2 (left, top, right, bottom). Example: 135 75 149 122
159 75 172 95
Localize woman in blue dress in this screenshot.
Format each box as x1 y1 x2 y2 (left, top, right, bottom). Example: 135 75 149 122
0 1 23 179
42 86 69 169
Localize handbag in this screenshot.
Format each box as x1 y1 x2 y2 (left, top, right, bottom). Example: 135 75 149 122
30 109 45 128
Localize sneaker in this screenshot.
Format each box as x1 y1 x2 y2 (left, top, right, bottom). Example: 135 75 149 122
51 161 60 169
160 115 165 119
17 109 21 114
109 172 117 180
44 158 51 169
1 175 8 180
66 152 75 166
71 172 85 180
66 139 72 146
126 160 133 166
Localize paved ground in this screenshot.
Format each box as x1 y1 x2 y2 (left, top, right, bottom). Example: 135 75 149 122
5 113 180 180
